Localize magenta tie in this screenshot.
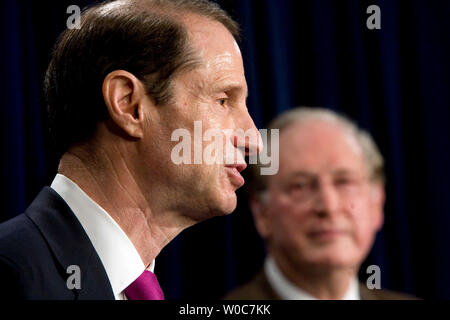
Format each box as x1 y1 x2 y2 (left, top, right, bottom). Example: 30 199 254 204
124 270 165 300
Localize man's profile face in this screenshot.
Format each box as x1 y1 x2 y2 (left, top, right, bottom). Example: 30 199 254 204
257 121 384 271
137 14 261 221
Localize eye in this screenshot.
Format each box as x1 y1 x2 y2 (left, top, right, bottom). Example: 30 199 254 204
335 178 351 186
217 98 227 106
288 182 307 193
291 182 305 189
334 176 361 190
286 182 309 199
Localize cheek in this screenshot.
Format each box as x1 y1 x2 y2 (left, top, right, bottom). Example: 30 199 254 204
347 199 379 249
271 195 304 221
268 196 310 242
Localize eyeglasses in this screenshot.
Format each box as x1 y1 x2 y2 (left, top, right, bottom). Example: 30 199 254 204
283 174 370 202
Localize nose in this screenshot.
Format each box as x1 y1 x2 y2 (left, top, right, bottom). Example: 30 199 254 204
232 110 263 157
313 180 341 218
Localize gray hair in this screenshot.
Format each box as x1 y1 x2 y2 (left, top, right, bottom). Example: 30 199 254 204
249 107 385 198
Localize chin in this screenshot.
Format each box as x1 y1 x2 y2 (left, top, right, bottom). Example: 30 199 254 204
217 186 239 214
215 193 238 216
192 172 240 219
190 191 237 222
210 177 239 215
309 252 360 269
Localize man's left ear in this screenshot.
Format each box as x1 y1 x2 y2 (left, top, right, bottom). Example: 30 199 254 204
102 70 147 139
371 182 385 231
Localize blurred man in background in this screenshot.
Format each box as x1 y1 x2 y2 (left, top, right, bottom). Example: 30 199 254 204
226 107 415 300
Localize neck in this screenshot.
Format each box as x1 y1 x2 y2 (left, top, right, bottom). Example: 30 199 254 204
58 143 190 268
271 251 357 300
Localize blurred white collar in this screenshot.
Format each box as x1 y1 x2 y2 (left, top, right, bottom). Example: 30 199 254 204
264 256 360 300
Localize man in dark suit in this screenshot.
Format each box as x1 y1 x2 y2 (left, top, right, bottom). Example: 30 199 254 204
226 107 415 300
0 0 261 300
225 271 415 300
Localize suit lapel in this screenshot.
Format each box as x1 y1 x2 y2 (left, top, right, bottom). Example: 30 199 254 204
359 283 381 300
25 187 115 299
255 270 281 299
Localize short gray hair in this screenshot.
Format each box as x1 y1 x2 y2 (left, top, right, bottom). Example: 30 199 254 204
249 107 385 198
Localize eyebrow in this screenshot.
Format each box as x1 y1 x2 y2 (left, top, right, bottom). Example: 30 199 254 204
214 83 248 97
286 171 316 180
286 169 360 180
330 169 360 176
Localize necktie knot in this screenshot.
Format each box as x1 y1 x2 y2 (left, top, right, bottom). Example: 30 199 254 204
124 270 164 300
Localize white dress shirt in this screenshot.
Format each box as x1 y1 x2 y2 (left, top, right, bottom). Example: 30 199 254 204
51 174 154 300
264 256 360 300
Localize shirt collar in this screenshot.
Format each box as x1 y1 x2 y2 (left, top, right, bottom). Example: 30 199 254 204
51 173 154 299
264 256 360 300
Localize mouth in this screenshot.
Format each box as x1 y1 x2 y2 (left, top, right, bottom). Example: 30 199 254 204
225 163 247 188
307 229 349 242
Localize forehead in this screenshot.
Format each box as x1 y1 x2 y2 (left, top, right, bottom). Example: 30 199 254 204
180 13 245 82
182 13 241 57
277 120 366 177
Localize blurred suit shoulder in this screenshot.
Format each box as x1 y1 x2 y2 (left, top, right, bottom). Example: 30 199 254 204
359 284 419 300
224 269 419 300
224 271 280 300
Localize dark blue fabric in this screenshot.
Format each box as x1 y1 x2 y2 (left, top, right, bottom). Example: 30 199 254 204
0 0 449 299
0 187 115 299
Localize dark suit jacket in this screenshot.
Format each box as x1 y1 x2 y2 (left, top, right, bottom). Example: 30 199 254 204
0 187 115 299
224 270 417 300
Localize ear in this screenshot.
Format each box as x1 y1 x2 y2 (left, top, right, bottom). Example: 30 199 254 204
102 70 147 139
370 182 385 232
250 194 272 240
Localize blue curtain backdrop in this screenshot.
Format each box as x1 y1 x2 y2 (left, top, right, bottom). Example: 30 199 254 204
1 0 449 299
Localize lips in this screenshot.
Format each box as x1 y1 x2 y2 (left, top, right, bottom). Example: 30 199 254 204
307 229 349 241
225 163 247 187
